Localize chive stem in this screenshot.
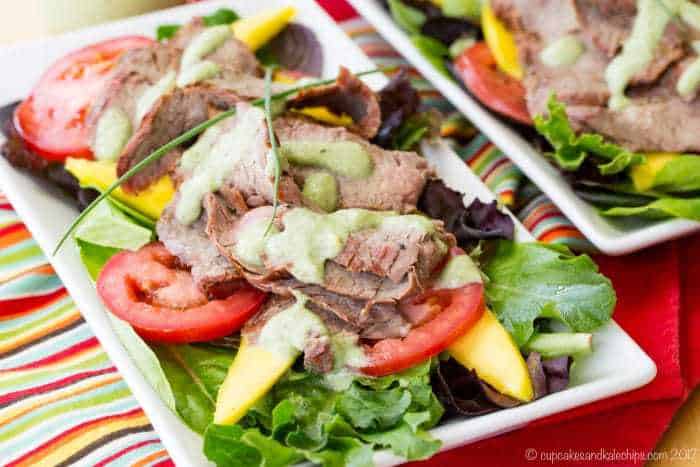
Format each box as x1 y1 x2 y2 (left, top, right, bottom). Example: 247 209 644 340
52 67 391 255
263 66 281 236
525 332 593 359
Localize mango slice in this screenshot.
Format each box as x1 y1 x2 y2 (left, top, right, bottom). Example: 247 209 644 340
630 152 679 192
64 158 174 219
214 336 296 425
292 106 354 127
482 2 523 80
231 6 296 51
448 308 533 402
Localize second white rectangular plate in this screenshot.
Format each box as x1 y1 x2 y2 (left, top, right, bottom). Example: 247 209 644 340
348 0 700 255
0 1 655 465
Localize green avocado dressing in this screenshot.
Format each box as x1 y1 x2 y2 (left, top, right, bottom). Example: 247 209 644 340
540 35 584 68
280 141 374 179
257 292 368 384
179 120 226 172
176 107 264 225
94 107 132 162
323 333 369 391
181 25 231 69
677 42 700 97
176 60 221 87
258 291 328 359
681 1 700 29
178 25 230 86
605 0 683 110
303 172 339 212
136 70 176 124
235 207 438 285
434 254 483 289
233 217 279 269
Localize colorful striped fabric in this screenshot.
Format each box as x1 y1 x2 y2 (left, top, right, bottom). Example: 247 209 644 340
0 17 590 466
0 194 173 467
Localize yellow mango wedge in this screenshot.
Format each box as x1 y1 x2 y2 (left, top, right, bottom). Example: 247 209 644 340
449 308 533 402
214 336 296 425
231 6 296 51
630 152 679 192
292 106 354 127
482 2 523 80
64 158 174 219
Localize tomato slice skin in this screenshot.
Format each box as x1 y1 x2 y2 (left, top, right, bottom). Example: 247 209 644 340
15 36 155 162
454 42 533 125
361 282 485 377
97 243 266 344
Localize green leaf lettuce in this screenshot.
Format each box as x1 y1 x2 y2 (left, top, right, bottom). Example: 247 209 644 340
204 361 442 467
483 241 616 346
534 95 644 175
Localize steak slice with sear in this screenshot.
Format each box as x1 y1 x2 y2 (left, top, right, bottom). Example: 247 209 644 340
286 66 382 139
117 86 242 193
156 192 245 298
207 203 453 306
274 116 431 213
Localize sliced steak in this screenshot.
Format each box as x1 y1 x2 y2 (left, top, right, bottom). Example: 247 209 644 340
156 193 244 298
169 17 261 77
169 17 272 99
242 296 336 374
117 86 242 193
87 45 180 151
209 204 453 304
299 285 411 339
492 0 699 152
286 67 382 139
275 116 431 213
184 102 302 207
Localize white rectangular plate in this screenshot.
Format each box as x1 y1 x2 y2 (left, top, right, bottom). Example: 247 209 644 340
348 0 700 255
0 1 655 466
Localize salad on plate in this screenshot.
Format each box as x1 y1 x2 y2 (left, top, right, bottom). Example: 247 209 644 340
382 0 700 223
1 5 617 466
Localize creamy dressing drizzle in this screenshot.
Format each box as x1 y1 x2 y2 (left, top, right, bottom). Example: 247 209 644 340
179 120 227 172
94 107 132 161
677 41 700 97
323 333 369 391
135 70 177 124
680 1 700 29
258 291 328 359
280 141 374 179
235 207 439 285
605 0 680 110
176 107 265 225
93 26 231 161
604 0 700 109
302 171 339 212
540 35 584 68
181 25 231 69
434 254 483 289
176 60 221 87
257 292 368 388
178 25 230 87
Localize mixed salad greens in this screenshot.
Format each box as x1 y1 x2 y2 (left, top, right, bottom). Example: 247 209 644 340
1 5 617 467
383 0 700 223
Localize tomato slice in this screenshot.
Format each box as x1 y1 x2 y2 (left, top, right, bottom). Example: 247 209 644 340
361 282 485 377
15 36 155 162
97 243 266 343
454 42 533 125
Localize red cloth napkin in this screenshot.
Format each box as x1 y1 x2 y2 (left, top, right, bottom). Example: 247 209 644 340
316 2 699 466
